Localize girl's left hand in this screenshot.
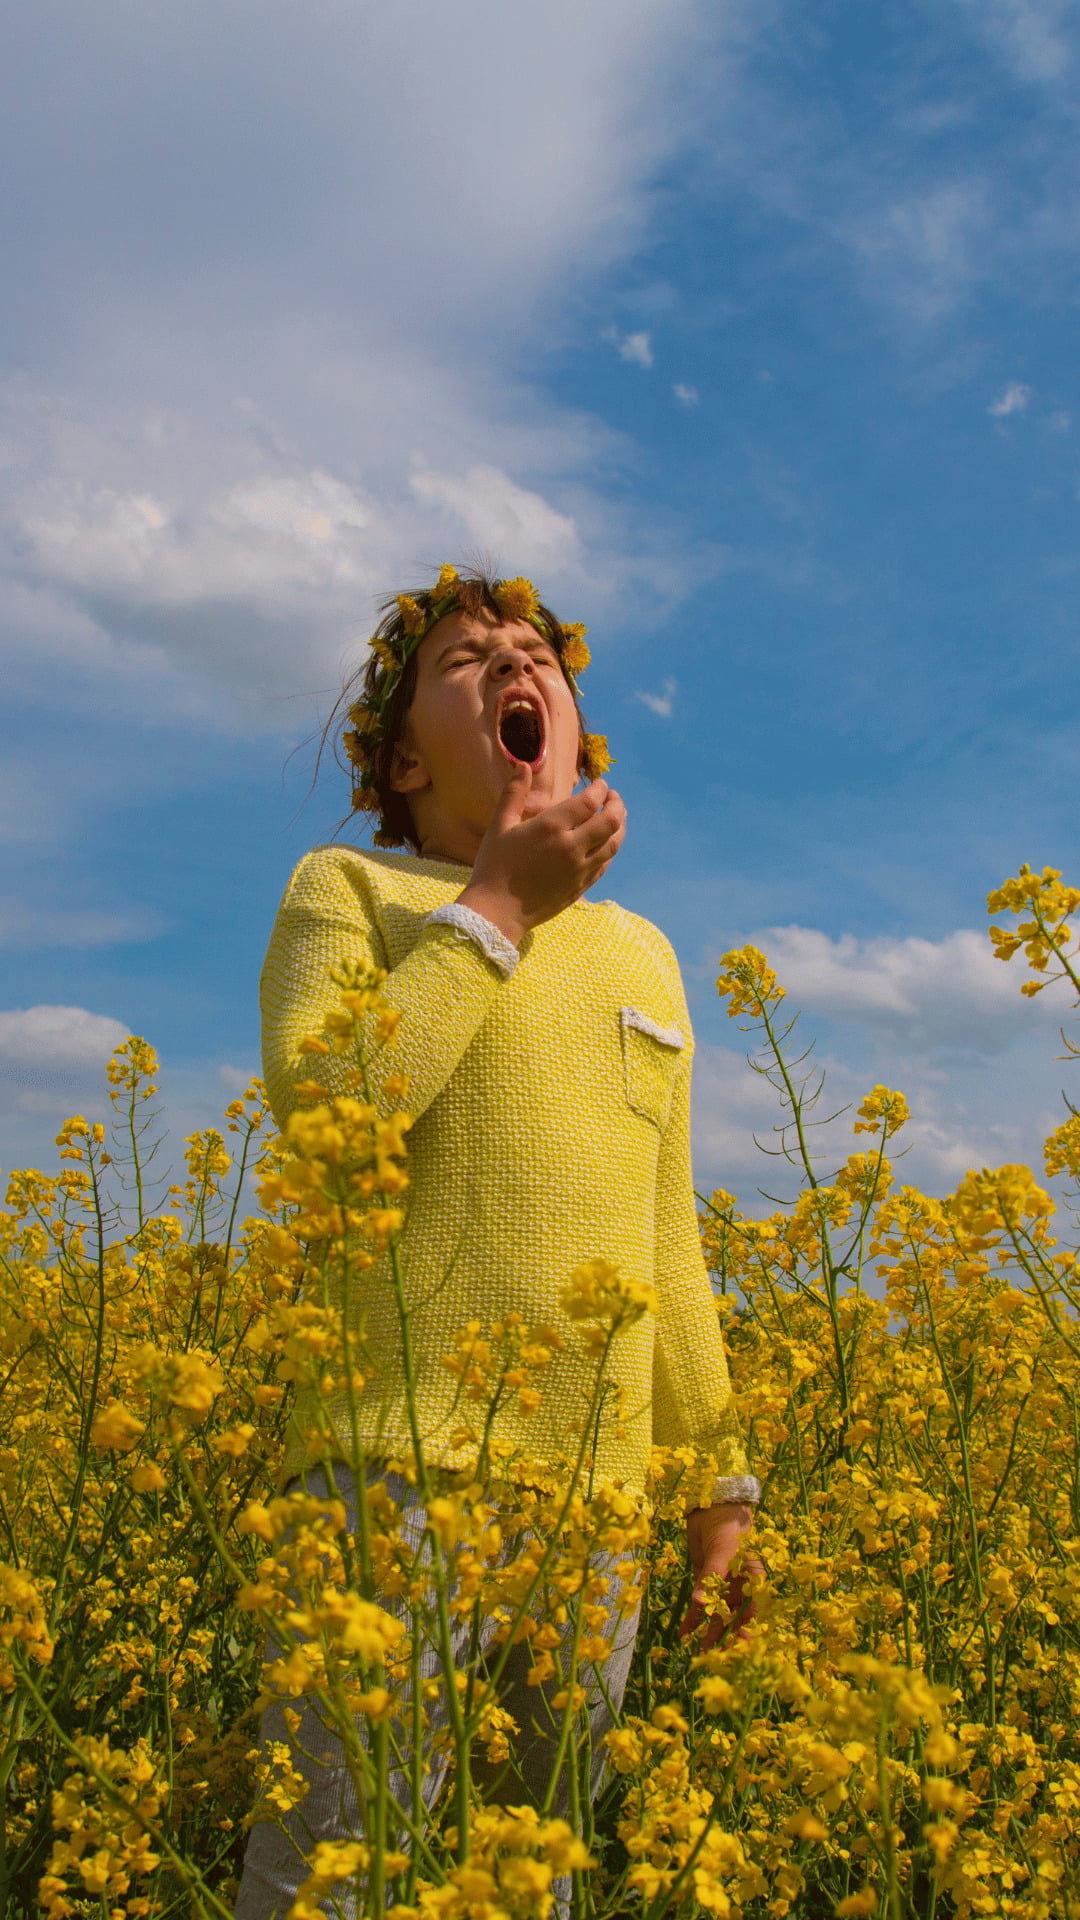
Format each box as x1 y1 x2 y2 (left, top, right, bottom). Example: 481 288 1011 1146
679 1500 762 1650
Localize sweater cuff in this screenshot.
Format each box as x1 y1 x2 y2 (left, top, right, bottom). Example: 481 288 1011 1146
423 903 521 979
697 1473 761 1509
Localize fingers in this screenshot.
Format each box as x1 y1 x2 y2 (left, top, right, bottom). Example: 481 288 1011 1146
572 790 626 860
680 1572 759 1647
551 778 609 828
493 759 533 831
678 1598 705 1639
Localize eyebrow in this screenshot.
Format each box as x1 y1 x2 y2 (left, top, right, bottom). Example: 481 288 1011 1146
434 634 486 666
434 630 558 665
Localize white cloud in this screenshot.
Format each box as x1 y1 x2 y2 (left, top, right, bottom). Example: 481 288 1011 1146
15 469 380 613
844 180 993 326
988 381 1033 416
622 332 655 368
691 1025 1068 1209
635 677 676 716
408 465 579 569
219 1063 257 1095
604 327 655 368
692 1044 784 1197
1049 409 1071 432
0 0 737 722
0 1005 130 1068
673 383 699 406
740 924 1065 1051
0 905 166 949
953 0 1074 83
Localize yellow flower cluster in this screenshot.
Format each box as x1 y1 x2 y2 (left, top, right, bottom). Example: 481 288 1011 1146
560 1257 658 1329
39 1737 167 1917
852 1084 910 1139
6 870 1080 1919
715 944 787 1021
988 863 1080 999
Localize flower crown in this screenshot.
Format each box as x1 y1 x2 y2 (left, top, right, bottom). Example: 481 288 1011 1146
343 565 611 847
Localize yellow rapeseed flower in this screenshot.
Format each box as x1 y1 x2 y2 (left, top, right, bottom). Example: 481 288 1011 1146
89 1402 145 1452
561 1258 658 1328
715 944 785 1021
853 1085 910 1139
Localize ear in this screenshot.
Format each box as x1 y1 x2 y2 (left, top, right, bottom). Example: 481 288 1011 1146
389 737 431 795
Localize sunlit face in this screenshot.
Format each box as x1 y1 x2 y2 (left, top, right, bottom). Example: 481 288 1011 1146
390 607 583 858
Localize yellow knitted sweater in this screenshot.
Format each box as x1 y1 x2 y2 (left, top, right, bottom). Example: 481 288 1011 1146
261 844 753 1501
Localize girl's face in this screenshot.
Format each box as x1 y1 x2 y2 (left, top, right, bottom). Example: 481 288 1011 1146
390 607 583 857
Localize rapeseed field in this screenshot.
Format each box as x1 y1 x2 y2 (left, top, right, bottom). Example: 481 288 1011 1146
2 866 1078 1920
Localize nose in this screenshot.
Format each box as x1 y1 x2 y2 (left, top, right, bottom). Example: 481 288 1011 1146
489 645 536 680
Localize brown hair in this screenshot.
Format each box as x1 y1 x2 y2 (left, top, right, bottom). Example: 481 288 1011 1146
324 566 590 851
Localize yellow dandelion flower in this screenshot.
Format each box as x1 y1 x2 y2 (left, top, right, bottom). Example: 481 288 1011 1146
582 733 612 779
370 636 398 672
560 623 590 675
351 785 381 813
494 576 541 621
432 563 460 598
395 594 427 636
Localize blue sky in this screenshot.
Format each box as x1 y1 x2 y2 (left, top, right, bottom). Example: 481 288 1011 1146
3 0 1079 1203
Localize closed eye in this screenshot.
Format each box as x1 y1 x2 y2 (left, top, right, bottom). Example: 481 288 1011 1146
441 650 486 670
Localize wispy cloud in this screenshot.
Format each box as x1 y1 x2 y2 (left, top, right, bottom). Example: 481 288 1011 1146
843 179 993 327
635 677 676 717
673 383 700 406
952 0 1075 85
604 327 654 368
0 906 166 950
988 381 1032 416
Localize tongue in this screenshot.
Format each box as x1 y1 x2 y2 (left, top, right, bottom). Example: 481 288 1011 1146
500 707 541 762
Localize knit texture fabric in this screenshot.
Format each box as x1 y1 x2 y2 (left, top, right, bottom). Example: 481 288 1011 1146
261 844 751 1500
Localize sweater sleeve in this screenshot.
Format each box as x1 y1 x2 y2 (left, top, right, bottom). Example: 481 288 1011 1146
650 981 760 1506
260 848 511 1129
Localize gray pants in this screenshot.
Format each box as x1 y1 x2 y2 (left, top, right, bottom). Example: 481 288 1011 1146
235 1467 639 1919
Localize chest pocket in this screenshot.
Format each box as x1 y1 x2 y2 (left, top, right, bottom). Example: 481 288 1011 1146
620 1007 685 1131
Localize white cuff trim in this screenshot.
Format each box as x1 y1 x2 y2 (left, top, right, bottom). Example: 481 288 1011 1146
425 903 520 979
621 1006 685 1050
709 1474 761 1507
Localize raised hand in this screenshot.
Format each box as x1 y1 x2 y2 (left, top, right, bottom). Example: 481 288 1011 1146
457 763 627 947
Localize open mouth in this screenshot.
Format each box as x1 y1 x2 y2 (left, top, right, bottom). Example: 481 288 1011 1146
497 695 546 766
